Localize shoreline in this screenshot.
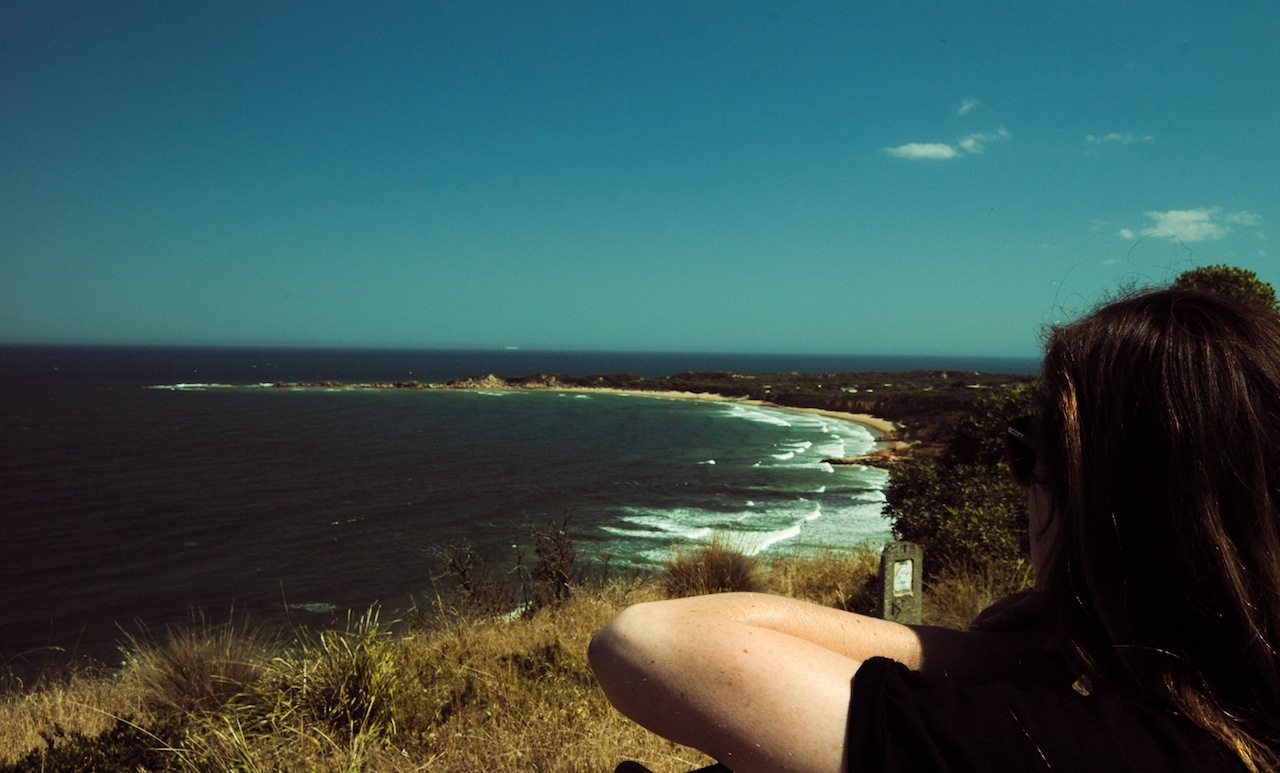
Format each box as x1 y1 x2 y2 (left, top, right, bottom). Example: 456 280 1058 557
268 366 1035 455
428 384 911 466
265 378 901 436
483 385 901 436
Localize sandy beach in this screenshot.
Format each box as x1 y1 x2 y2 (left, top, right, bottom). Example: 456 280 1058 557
472 384 901 438
276 374 907 449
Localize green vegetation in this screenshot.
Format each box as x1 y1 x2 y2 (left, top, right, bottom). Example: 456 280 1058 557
1174 264 1278 312
885 385 1035 578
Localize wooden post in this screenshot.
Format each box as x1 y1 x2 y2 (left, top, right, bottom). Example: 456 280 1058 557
878 541 922 624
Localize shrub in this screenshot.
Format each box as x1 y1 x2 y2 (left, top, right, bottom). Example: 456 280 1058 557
886 457 1028 575
428 540 516 620
663 534 762 598
122 615 276 718
523 514 579 612
1174 263 1278 312
885 385 1034 576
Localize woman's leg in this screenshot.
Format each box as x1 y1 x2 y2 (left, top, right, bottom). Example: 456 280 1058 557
589 593 917 773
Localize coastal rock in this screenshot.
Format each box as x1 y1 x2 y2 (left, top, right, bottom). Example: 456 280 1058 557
445 374 509 390
272 380 346 389
366 380 424 389
511 373 567 389
824 447 908 469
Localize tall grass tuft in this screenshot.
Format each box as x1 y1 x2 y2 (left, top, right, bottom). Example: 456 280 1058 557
249 607 401 742
122 613 277 718
662 534 762 598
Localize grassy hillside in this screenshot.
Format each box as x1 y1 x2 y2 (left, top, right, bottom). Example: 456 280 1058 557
0 548 1030 772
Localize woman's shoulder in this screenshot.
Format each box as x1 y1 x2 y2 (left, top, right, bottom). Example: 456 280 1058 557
849 657 1247 772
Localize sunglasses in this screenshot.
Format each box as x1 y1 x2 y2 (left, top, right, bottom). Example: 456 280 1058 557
1005 414 1039 487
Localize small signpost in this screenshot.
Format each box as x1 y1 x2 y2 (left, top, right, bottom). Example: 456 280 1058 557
879 541 922 624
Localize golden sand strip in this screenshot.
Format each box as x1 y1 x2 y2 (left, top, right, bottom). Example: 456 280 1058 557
283 379 899 439
508 385 900 437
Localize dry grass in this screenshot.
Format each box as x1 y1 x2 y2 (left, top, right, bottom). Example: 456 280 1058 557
922 559 1036 630
764 547 881 613
121 614 279 718
662 534 763 598
0 552 1030 772
0 665 147 764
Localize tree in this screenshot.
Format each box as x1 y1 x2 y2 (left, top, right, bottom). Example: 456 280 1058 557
1174 264 1278 312
885 456 1028 575
884 384 1035 576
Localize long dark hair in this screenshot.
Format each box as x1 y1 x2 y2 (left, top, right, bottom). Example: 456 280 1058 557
1038 287 1280 771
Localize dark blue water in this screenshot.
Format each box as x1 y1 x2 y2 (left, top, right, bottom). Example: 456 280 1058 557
0 345 1039 679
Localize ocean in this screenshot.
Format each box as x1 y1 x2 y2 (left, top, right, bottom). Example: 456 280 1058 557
0 345 1040 678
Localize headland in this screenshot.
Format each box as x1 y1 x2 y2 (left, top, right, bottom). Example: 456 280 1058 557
271 369 1036 464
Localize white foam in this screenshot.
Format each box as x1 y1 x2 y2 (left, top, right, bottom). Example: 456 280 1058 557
721 404 792 427
606 495 836 554
147 383 226 391
587 396 892 565
748 523 804 554
640 523 805 559
603 511 719 543
600 523 717 542
851 490 887 503
599 494 893 567
814 438 849 458
761 455 837 473
288 602 336 614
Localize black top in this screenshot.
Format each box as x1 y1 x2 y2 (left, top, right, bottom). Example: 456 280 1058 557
848 657 1245 772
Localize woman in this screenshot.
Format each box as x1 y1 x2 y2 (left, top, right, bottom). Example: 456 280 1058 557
589 288 1280 772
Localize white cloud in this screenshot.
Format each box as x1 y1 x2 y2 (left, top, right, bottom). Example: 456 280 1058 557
958 126 1010 154
1119 207 1265 243
885 126 1009 161
1085 132 1154 144
1224 210 1263 226
884 142 960 160
958 98 982 115
1147 209 1230 241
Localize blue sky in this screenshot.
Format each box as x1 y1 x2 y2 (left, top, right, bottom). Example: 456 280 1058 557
2 2 1276 357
